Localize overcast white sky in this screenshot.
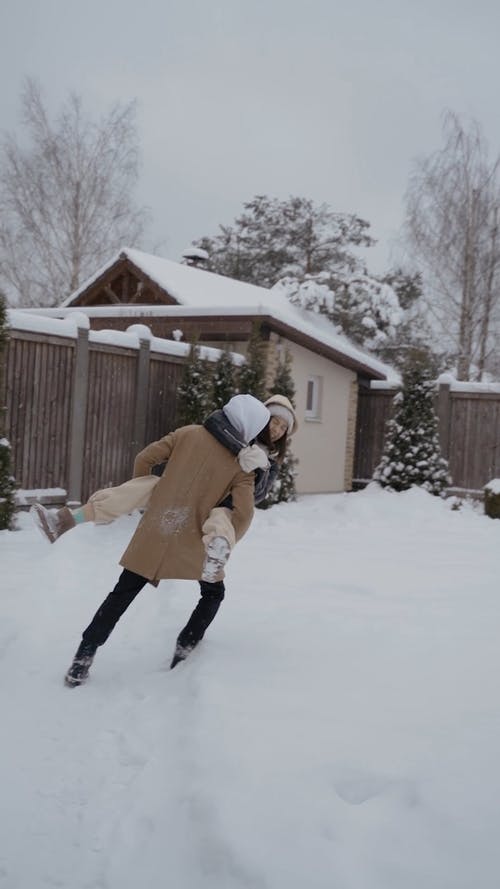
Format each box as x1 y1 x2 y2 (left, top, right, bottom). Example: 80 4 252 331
2 0 500 274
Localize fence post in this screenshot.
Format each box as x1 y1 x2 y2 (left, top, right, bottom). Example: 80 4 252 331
131 338 151 458
437 382 451 459
67 326 90 505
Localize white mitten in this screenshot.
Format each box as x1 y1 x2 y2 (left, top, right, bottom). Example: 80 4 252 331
238 444 269 473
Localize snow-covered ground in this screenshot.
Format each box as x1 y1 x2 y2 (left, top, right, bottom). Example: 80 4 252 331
1 486 499 889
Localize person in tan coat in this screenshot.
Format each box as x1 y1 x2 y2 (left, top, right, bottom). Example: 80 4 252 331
32 393 298 542
64 393 297 685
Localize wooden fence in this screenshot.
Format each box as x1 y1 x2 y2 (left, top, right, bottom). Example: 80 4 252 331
6 321 500 502
353 382 500 492
5 325 184 504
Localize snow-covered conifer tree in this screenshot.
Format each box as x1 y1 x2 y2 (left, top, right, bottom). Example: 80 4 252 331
237 323 267 401
373 354 450 496
211 345 237 409
262 348 298 506
176 341 212 426
0 293 16 529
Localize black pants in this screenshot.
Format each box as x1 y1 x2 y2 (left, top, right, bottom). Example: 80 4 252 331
82 569 225 650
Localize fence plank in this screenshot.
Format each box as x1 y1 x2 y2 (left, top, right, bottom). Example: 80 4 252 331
354 388 397 482
81 347 139 501
145 356 184 443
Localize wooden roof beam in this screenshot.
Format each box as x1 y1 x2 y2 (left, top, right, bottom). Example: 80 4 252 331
104 285 122 304
129 281 145 304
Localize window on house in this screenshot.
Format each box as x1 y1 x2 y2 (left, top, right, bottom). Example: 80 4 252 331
305 375 323 420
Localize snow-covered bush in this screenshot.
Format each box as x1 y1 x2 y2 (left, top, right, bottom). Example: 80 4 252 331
237 323 268 402
211 345 237 410
484 479 500 519
373 356 451 496
261 348 298 507
175 341 213 426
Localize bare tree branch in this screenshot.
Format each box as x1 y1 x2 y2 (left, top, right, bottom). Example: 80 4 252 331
404 110 500 379
0 78 150 306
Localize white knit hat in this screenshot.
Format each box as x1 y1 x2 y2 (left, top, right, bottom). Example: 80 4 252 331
265 394 298 435
267 403 294 433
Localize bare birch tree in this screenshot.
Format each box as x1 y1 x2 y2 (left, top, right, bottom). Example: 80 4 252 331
405 111 500 380
0 78 149 307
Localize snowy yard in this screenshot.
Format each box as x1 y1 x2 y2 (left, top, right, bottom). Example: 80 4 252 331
1 485 499 889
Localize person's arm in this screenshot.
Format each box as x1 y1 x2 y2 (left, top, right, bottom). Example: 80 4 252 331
133 431 176 478
254 460 279 505
228 471 256 542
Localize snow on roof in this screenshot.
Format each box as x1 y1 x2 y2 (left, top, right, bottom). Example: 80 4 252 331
55 247 394 380
62 246 295 312
182 246 209 260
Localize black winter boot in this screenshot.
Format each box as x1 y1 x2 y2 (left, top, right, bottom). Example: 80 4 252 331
64 640 97 687
170 580 225 669
170 643 194 669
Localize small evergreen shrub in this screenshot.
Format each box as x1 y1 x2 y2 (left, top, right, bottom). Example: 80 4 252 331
373 355 450 496
484 480 500 519
237 322 268 401
176 340 213 426
212 345 238 409
262 348 298 507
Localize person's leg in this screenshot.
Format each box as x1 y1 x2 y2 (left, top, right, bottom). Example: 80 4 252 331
65 569 149 686
32 477 159 544
171 580 225 668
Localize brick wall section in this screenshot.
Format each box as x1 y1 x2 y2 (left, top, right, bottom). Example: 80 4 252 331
344 380 359 491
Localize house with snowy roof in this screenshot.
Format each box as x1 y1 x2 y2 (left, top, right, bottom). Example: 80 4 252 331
33 247 394 495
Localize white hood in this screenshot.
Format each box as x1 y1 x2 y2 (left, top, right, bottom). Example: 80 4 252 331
223 395 270 444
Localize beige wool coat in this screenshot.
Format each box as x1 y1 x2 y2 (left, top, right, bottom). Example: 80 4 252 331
119 425 255 583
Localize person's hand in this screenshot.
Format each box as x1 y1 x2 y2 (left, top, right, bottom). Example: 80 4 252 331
238 444 269 473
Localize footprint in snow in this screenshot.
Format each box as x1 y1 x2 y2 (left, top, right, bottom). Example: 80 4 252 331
334 771 419 807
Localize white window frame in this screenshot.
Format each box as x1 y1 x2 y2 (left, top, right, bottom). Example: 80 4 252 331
305 375 323 421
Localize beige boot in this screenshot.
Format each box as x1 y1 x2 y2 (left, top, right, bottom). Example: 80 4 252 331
30 504 76 543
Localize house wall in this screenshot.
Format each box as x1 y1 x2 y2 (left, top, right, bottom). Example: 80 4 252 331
279 339 357 494
203 334 356 494
209 333 357 494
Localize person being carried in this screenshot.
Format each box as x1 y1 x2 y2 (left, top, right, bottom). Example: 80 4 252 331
31 394 296 555
37 394 296 686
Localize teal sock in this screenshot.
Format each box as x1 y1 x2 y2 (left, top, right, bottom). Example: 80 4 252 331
71 508 86 524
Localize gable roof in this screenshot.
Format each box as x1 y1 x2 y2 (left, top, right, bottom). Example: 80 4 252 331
62 247 296 312
59 247 393 381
